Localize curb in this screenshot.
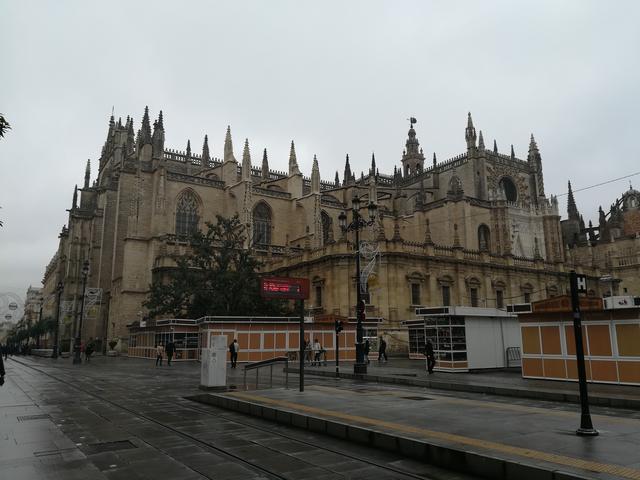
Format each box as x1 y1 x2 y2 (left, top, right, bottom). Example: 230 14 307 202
285 368 640 411
187 393 597 480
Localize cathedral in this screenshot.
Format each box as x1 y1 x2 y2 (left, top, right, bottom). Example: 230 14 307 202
41 108 608 353
562 181 640 298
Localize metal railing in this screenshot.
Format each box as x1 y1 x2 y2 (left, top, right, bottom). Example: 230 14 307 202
243 356 289 390
506 347 521 368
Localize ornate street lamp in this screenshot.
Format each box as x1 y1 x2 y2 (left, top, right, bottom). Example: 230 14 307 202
73 260 89 365
52 281 63 359
339 195 377 375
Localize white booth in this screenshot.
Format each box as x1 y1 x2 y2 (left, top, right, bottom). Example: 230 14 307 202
200 335 228 390
406 306 521 372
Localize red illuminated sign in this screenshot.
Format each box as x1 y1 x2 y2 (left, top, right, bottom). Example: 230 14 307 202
260 277 310 300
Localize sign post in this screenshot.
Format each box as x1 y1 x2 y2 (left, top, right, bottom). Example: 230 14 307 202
260 277 310 393
569 271 598 436
335 319 343 378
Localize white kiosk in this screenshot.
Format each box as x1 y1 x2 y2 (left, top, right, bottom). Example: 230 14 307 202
406 306 521 372
200 335 228 390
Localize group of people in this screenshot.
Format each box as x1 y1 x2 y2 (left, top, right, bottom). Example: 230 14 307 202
150 337 437 374
154 341 176 366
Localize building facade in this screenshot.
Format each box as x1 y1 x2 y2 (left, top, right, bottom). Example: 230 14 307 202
562 183 640 297
42 109 604 353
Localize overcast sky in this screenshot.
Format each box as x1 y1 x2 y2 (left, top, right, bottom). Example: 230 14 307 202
1 0 639 317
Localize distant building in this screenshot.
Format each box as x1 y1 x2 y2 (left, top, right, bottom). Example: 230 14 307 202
42 109 604 352
21 286 43 327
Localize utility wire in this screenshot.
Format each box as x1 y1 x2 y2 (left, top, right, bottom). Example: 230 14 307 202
555 170 640 196
370 169 640 231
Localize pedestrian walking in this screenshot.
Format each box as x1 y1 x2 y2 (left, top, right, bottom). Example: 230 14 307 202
364 339 370 364
229 339 239 368
2 343 7 360
155 344 164 366
84 340 94 363
378 336 387 362
425 339 436 374
312 339 321 366
303 339 311 364
165 340 175 366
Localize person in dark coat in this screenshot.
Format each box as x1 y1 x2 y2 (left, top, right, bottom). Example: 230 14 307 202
364 339 370 364
229 339 239 368
84 340 95 363
378 337 387 362
425 339 436 374
165 341 176 366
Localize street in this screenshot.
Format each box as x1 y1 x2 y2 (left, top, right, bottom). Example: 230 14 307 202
0 356 478 480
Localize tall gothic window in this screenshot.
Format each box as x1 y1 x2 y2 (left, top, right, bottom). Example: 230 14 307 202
478 224 491 251
175 190 200 237
321 211 332 245
253 202 272 246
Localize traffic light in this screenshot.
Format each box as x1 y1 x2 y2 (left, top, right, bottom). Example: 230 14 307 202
335 320 344 334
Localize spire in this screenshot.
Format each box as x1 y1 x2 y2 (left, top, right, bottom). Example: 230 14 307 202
242 139 252 181
202 135 210 166
151 111 165 158
288 141 300 175
527 133 541 163
311 154 320 193
186 139 191 160
126 117 135 153
343 154 352 186
510 144 515 159
262 148 269 180
371 152 376 175
424 219 433 245
138 106 152 146
567 180 580 220
72 184 78 209
334 171 340 187
493 139 498 154
402 118 425 175
84 159 91 189
465 112 477 149
478 130 485 150
433 152 437 168
223 126 235 163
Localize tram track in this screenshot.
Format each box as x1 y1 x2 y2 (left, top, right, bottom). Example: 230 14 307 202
10 358 460 480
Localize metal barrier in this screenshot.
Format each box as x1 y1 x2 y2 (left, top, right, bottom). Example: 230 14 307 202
506 347 521 368
243 356 289 390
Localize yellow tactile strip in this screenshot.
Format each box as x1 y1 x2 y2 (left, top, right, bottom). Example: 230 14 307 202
227 391 640 480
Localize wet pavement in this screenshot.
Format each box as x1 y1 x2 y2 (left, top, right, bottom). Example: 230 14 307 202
294 358 640 409
0 355 480 480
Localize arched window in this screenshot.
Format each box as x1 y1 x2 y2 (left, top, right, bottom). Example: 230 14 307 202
253 202 272 246
499 177 518 202
321 211 333 244
175 190 200 237
478 224 491 251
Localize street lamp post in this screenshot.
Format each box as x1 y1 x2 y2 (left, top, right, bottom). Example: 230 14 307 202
52 281 63 359
73 260 90 365
339 195 377 375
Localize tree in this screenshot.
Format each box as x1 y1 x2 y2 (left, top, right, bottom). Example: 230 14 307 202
0 113 10 139
145 214 289 319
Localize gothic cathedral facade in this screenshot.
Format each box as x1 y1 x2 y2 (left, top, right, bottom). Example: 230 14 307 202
42 108 605 353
